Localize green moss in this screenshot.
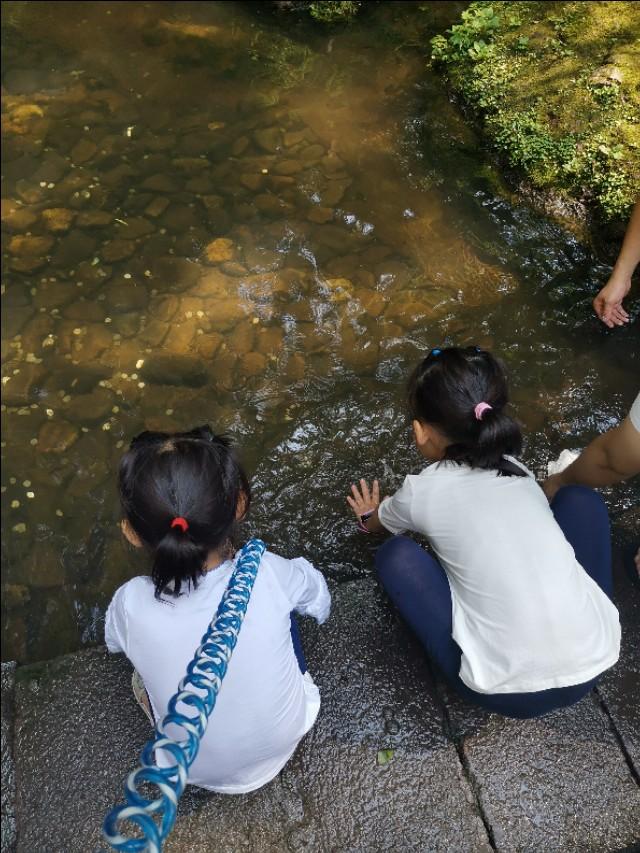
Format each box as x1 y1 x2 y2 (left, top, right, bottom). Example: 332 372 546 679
430 1 640 221
309 1 361 24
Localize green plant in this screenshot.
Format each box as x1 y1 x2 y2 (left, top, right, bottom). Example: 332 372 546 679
308 1 360 24
431 5 500 63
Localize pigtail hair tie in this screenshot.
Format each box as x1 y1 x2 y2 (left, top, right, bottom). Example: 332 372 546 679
474 402 493 421
171 516 189 532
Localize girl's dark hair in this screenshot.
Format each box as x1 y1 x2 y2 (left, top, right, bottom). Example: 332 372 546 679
118 425 251 598
407 347 524 474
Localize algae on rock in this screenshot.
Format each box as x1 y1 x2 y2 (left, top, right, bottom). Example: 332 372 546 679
430 1 640 222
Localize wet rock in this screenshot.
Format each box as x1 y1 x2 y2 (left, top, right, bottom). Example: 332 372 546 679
208 298 247 331
1 364 47 406
1 199 38 232
253 127 282 153
239 173 264 191
43 363 112 394
255 194 291 217
283 129 307 147
22 541 66 588
8 235 54 257
274 159 303 176
70 139 97 164
243 246 282 271
184 174 216 194
1 584 30 608
238 351 267 378
112 312 141 338
230 136 250 156
172 157 210 175
31 280 76 310
326 277 354 304
163 319 199 352
139 319 169 347
151 256 201 290
141 174 180 193
195 332 223 359
178 132 213 157
37 420 79 453
201 194 225 213
75 210 113 228
114 217 155 239
315 224 354 254
321 180 351 206
104 280 148 313
41 208 75 233
375 259 412 289
307 205 334 224
161 204 201 232
31 151 69 184
10 257 48 274
63 388 115 425
101 164 137 189
299 143 325 162
51 231 98 267
15 179 45 205
255 325 284 357
362 244 393 263
62 300 107 323
144 197 170 218
219 261 247 277
140 354 208 387
101 239 137 263
205 237 237 264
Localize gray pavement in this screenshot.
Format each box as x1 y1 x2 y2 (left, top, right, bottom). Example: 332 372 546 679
2 552 640 853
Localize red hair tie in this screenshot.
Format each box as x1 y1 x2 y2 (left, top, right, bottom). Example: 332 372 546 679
171 517 189 533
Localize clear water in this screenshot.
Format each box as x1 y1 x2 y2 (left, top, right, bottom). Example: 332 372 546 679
2 1 638 663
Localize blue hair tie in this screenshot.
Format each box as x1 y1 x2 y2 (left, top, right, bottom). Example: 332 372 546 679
430 348 441 356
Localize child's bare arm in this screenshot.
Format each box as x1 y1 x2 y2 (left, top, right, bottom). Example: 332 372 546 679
347 479 388 534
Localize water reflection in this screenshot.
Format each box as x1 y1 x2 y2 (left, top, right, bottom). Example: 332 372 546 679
1 1 638 662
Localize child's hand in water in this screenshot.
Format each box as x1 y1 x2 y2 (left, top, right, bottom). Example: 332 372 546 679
347 479 381 519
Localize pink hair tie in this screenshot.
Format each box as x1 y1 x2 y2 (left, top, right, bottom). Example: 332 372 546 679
171 516 189 532
474 402 492 421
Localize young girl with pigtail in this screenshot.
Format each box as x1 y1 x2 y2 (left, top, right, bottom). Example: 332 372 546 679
106 426 330 793
348 346 620 718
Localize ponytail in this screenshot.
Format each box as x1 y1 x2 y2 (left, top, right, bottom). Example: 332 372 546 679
408 346 524 475
118 426 251 598
151 528 210 598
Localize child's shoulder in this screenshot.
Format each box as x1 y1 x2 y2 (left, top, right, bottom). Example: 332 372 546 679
109 574 154 607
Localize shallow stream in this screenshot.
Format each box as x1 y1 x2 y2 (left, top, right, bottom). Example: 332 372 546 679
2 1 638 663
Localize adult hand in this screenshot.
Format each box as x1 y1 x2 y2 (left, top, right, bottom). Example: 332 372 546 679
347 478 381 520
592 271 631 328
542 472 565 503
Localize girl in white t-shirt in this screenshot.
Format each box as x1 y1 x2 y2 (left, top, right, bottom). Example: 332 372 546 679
348 346 620 718
105 426 330 793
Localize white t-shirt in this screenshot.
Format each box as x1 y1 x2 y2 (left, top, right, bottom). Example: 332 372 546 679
378 458 620 695
629 391 640 432
105 550 330 793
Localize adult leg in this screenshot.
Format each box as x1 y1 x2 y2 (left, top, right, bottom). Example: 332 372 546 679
551 485 612 599
375 536 462 683
290 614 307 674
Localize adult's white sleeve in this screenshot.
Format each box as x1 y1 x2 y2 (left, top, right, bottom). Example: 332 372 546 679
629 392 640 433
378 476 415 535
277 557 331 624
105 585 128 654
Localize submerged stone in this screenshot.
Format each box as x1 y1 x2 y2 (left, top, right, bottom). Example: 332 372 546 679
1 199 38 231
140 354 208 387
41 208 75 233
8 235 54 257
205 237 236 264
37 420 79 453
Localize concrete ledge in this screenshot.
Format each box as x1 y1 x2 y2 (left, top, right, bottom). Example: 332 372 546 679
1 662 16 853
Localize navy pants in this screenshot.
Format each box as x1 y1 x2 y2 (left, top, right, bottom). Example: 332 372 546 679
375 486 613 719
290 614 307 674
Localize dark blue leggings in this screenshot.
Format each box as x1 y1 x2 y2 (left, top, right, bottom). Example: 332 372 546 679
290 614 307 674
375 486 613 719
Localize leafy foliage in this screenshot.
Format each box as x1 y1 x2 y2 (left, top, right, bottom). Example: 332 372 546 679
429 1 640 220
308 1 361 24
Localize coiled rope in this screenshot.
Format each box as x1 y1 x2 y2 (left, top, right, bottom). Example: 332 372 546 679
103 538 266 852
